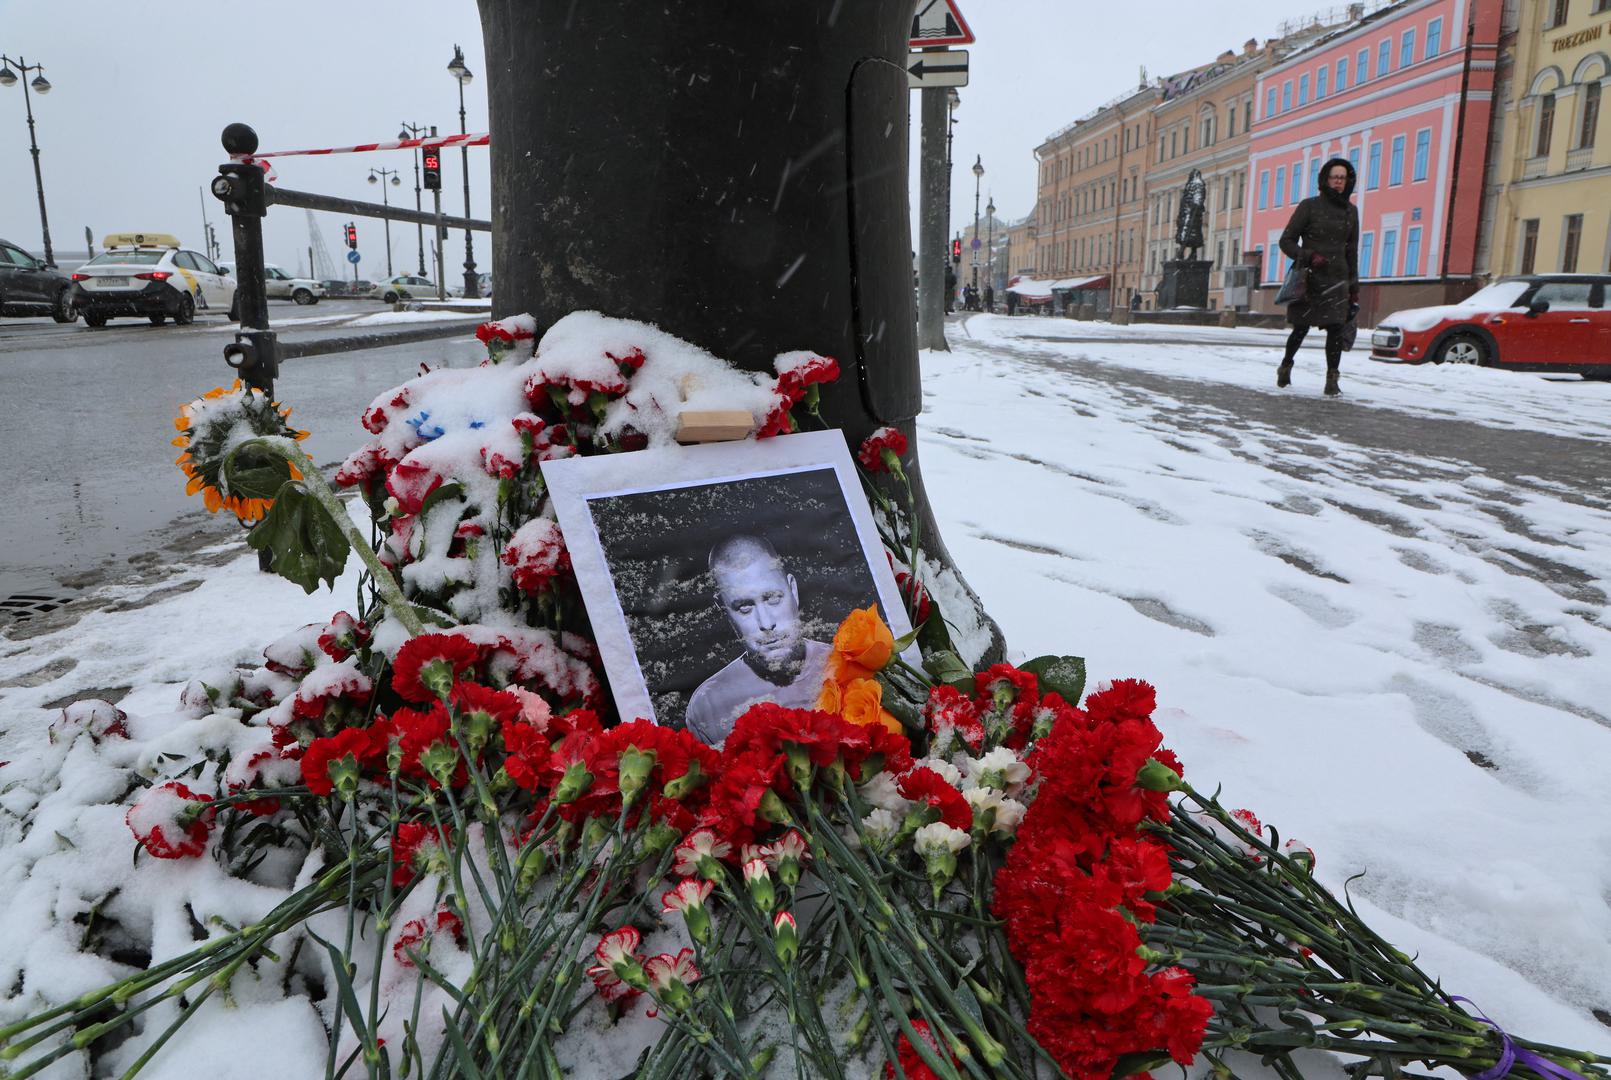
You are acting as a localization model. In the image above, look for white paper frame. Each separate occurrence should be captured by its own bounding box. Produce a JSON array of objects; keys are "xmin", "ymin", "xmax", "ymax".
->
[{"xmin": 540, "ymin": 429, "xmax": 920, "ymax": 728}]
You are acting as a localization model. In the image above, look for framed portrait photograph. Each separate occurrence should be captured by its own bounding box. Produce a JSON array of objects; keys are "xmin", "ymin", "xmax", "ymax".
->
[{"xmin": 541, "ymin": 429, "xmax": 920, "ymax": 747}]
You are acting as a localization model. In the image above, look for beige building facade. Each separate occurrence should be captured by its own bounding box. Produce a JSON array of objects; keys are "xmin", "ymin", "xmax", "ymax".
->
[
  {"xmin": 1483, "ymin": 0, "xmax": 1611, "ymax": 277},
  {"xmin": 1032, "ymin": 83, "xmax": 1159, "ymax": 312}
]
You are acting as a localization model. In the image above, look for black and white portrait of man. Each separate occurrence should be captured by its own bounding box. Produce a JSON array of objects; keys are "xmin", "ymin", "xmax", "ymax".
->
[
  {"xmin": 541, "ymin": 431, "xmax": 918, "ymax": 747},
  {"xmin": 683, "ymin": 533, "xmax": 833, "ymax": 745}
]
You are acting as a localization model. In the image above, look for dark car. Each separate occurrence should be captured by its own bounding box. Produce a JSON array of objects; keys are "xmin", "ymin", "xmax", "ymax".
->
[
  {"xmin": 0, "ymin": 238, "xmax": 78, "ymax": 322},
  {"xmin": 1371, "ymin": 274, "xmax": 1611, "ymax": 379}
]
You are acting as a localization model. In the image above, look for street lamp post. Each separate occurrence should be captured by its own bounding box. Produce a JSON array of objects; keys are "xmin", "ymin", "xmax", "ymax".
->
[
  {"xmin": 971, "ymin": 156, "xmax": 983, "ymax": 299},
  {"xmin": 368, "ymin": 168, "xmax": 402, "ymax": 277},
  {"xmin": 447, "ymin": 45, "xmax": 480, "ymax": 299},
  {"xmin": 400, "ymin": 122, "xmax": 430, "ymax": 275},
  {"xmin": 0, "ymin": 55, "xmax": 56, "ymax": 265},
  {"xmin": 986, "ymin": 195, "xmax": 995, "ymax": 311}
]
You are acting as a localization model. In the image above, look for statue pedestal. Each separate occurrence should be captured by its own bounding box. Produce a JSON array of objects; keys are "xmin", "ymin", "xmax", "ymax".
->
[{"xmin": 1160, "ymin": 260, "xmax": 1213, "ymax": 309}]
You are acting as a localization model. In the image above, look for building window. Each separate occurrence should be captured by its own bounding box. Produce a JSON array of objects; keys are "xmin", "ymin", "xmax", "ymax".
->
[
  {"xmin": 1236, "ymin": 172, "xmax": 1245, "ymax": 208},
  {"xmin": 1202, "ymin": 116, "xmax": 1214, "ymax": 146},
  {"xmin": 1404, "ymin": 225, "xmax": 1423, "ymax": 276},
  {"xmin": 1413, "ymin": 129, "xmax": 1431, "ymax": 180},
  {"xmin": 1338, "ymin": 55, "xmax": 1351, "ymax": 91},
  {"xmin": 1308, "ymin": 156, "xmax": 1321, "ymax": 194},
  {"xmin": 1549, "ymin": 0, "xmax": 1570, "ymax": 28},
  {"xmin": 1579, "ymin": 81, "xmax": 1601, "ymax": 148},
  {"xmin": 1282, "ymin": 80, "xmax": 1294, "ymax": 111},
  {"xmin": 1377, "ymin": 38, "xmax": 1392, "ymax": 78},
  {"xmin": 1400, "ymin": 28, "xmax": 1416, "ymax": 69},
  {"xmin": 1562, "ymin": 213, "xmax": 1583, "ymax": 271},
  {"xmin": 1318, "ymin": 65, "xmax": 1330, "ymax": 99},
  {"xmin": 1360, "ymin": 232, "xmax": 1375, "ymax": 278},
  {"xmin": 1259, "ymin": 170, "xmax": 1270, "ymax": 209},
  {"xmin": 1357, "ymin": 48, "xmax": 1370, "ymax": 83},
  {"xmin": 1266, "ymin": 86, "xmax": 1279, "ymax": 118},
  {"xmin": 1274, "ymin": 166, "xmax": 1286, "ymax": 207},
  {"xmin": 1348, "ymin": 146, "xmax": 1362, "ymax": 174},
  {"xmin": 1390, "ymin": 134, "xmax": 1406, "ymax": 185},
  {"xmin": 1380, "ymin": 228, "xmax": 1399, "ymax": 276},
  {"xmin": 1299, "ymin": 73, "xmax": 1311, "ymax": 105},
  {"xmin": 1245, "ymin": 99, "xmax": 1253, "ymax": 132},
  {"xmin": 1222, "ymin": 175, "xmax": 1232, "ymax": 208},
  {"xmin": 1171, "ymin": 130, "xmax": 1178, "ymax": 157},
  {"xmin": 1426, "ymin": 17, "xmax": 1443, "ymax": 58},
  {"xmin": 1290, "ymin": 162, "xmax": 1303, "ymax": 203},
  {"xmin": 1520, "ymin": 219, "xmax": 1539, "ymax": 273},
  {"xmin": 1367, "ymin": 141, "xmax": 1383, "ymax": 189},
  {"xmin": 1536, "ymin": 93, "xmax": 1556, "ymax": 156}
]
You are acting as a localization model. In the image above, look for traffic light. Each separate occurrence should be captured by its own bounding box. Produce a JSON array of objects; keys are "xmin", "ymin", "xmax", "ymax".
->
[
  {"xmin": 951, "ymin": 237, "xmax": 962, "ymax": 263},
  {"xmin": 422, "ymin": 149, "xmax": 441, "ymax": 191},
  {"xmin": 345, "ymin": 223, "xmax": 358, "ymax": 250}
]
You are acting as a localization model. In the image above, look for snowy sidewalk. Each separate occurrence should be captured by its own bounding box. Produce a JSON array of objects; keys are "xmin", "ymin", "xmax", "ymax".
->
[{"xmin": 1, "ymin": 316, "xmax": 1608, "ymax": 1061}]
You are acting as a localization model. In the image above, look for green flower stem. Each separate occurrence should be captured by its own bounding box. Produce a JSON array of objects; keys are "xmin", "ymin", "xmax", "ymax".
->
[
  {"xmin": 253, "ymin": 437, "xmax": 424, "ymax": 637},
  {"xmin": 111, "ymin": 980, "xmax": 220, "ymax": 1080}
]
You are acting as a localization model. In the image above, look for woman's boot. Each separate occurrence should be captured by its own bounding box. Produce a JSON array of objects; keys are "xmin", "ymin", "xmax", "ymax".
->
[
  {"xmin": 1277, "ymin": 362, "xmax": 1293, "ymax": 388},
  {"xmin": 1323, "ymin": 368, "xmax": 1341, "ymax": 396}
]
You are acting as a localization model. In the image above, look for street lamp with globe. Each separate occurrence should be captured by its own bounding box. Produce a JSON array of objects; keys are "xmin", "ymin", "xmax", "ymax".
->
[
  {"xmin": 0, "ymin": 54, "xmax": 56, "ymax": 265},
  {"xmin": 971, "ymin": 156, "xmax": 984, "ymax": 299},
  {"xmin": 447, "ymin": 45, "xmax": 480, "ymax": 299},
  {"xmin": 986, "ymin": 195, "xmax": 996, "ymax": 310},
  {"xmin": 368, "ymin": 168, "xmax": 402, "ymax": 278}
]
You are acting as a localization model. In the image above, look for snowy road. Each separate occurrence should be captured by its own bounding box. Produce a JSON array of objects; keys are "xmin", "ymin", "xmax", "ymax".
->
[{"xmin": 922, "ymin": 314, "xmax": 1611, "ymax": 1047}]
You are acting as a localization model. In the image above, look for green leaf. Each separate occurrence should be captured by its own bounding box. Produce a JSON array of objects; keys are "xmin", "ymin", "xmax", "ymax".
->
[
  {"xmin": 1021, "ymin": 654, "xmax": 1087, "ymax": 705},
  {"xmin": 247, "ymin": 481, "xmax": 351, "ymax": 594},
  {"xmin": 441, "ymin": 1008, "xmax": 488, "ymax": 1080},
  {"xmin": 220, "ymin": 439, "xmax": 298, "ymax": 502},
  {"xmin": 1110, "ymin": 1050, "xmax": 1172, "ymax": 1078},
  {"xmin": 922, "ymin": 649, "xmax": 972, "ymax": 686},
  {"xmin": 417, "ymin": 480, "xmax": 465, "ymax": 521}
]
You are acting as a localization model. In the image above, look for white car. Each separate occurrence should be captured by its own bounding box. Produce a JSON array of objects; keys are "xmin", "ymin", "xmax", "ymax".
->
[
  {"xmin": 219, "ymin": 262, "xmax": 326, "ymax": 305},
  {"xmin": 370, "ymin": 274, "xmax": 437, "ymax": 303},
  {"xmin": 72, "ymin": 233, "xmax": 236, "ymax": 327}
]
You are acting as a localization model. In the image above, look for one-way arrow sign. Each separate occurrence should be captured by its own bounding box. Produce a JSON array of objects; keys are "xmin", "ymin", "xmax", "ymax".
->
[{"xmin": 908, "ymin": 49, "xmax": 969, "ymax": 89}]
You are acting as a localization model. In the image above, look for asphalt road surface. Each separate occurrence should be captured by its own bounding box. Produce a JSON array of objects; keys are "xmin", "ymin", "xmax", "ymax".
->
[{"xmin": 0, "ymin": 299, "xmax": 486, "ymax": 608}]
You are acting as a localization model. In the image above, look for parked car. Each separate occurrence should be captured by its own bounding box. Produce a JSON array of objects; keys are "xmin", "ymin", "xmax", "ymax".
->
[
  {"xmin": 371, "ymin": 274, "xmax": 437, "ymax": 303},
  {"xmin": 320, "ymin": 279, "xmax": 353, "ymax": 297},
  {"xmin": 0, "ymin": 238, "xmax": 79, "ymax": 322},
  {"xmin": 219, "ymin": 262, "xmax": 326, "ymax": 304},
  {"xmin": 449, "ymin": 272, "xmax": 493, "ymax": 299},
  {"xmin": 1371, "ymin": 275, "xmax": 1611, "ymax": 378},
  {"xmin": 72, "ymin": 233, "xmax": 236, "ymax": 327}
]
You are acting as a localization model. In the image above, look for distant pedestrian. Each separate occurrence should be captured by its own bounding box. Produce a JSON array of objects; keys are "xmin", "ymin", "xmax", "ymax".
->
[
  {"xmin": 1006, "ymin": 290, "xmax": 1018, "ymax": 316},
  {"xmin": 984, "ymin": 285, "xmax": 994, "ymax": 313},
  {"xmin": 1129, "ymin": 292, "xmax": 1141, "ymax": 313},
  {"xmin": 944, "ymin": 265, "xmax": 957, "ymax": 314},
  {"xmin": 1276, "ymin": 157, "xmax": 1359, "ymax": 397}
]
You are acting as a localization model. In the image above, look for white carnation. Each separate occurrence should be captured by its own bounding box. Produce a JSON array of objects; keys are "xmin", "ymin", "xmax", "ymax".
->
[
  {"xmin": 913, "ymin": 757, "xmax": 963, "ymax": 788},
  {"xmin": 913, "ymin": 822, "xmax": 970, "ymax": 857},
  {"xmin": 964, "ymin": 747, "xmax": 1031, "ymax": 793},
  {"xmin": 964, "ymin": 789, "xmax": 1027, "ymax": 835},
  {"xmin": 860, "ymin": 772, "xmax": 913, "ymax": 813},
  {"xmin": 859, "ymin": 808, "xmax": 901, "ymax": 845}
]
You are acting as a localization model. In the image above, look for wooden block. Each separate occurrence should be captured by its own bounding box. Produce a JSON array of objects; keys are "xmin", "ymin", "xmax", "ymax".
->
[{"xmin": 676, "ymin": 410, "xmax": 755, "ymax": 444}]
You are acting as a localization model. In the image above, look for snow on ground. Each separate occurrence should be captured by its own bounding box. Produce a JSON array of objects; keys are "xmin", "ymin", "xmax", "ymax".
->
[
  {"xmin": 977, "ymin": 314, "xmax": 1611, "ymax": 441},
  {"xmin": 1, "ymin": 315, "xmax": 1607, "ymax": 1071}
]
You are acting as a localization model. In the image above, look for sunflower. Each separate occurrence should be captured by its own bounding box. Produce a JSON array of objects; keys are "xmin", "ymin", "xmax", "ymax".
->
[{"xmin": 173, "ymin": 381, "xmax": 309, "ymax": 523}]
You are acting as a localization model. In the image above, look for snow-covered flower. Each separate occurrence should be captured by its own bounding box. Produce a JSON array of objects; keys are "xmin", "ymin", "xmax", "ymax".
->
[
  {"xmin": 126, "ymin": 781, "xmax": 215, "ymax": 859},
  {"xmin": 1283, "ymin": 838, "xmax": 1316, "ymax": 872},
  {"xmin": 50, "ymin": 699, "xmax": 129, "ymax": 746}
]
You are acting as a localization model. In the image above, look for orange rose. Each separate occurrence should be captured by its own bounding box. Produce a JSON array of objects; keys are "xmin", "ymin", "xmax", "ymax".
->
[
  {"xmin": 816, "ymin": 677, "xmax": 843, "ymax": 714},
  {"xmin": 833, "ymin": 605, "xmax": 894, "ymax": 673},
  {"xmin": 841, "ymin": 678, "xmax": 901, "ymax": 735}
]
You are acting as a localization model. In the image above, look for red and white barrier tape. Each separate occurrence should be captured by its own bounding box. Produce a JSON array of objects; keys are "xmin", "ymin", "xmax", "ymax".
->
[{"xmin": 229, "ymin": 132, "xmax": 491, "ymax": 181}]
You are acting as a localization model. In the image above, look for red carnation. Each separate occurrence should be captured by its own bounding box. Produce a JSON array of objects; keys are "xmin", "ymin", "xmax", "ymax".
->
[
  {"xmin": 884, "ymin": 1020, "xmax": 956, "ymax": 1080},
  {"xmin": 390, "ymin": 821, "xmax": 449, "ymax": 886},
  {"xmin": 126, "ymin": 781, "xmax": 215, "ymax": 859},
  {"xmin": 897, "ymin": 767, "xmax": 973, "ymax": 831},
  {"xmin": 301, "ymin": 724, "xmax": 387, "ymax": 797},
  {"xmin": 856, "ymin": 426, "xmax": 908, "ymax": 473},
  {"xmin": 392, "ymin": 633, "xmax": 482, "ymax": 702},
  {"xmin": 385, "ymin": 456, "xmax": 446, "ymax": 516}
]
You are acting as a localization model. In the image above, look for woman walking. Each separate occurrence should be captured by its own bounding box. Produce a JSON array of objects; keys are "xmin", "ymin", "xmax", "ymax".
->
[{"xmin": 1276, "ymin": 157, "xmax": 1359, "ymax": 396}]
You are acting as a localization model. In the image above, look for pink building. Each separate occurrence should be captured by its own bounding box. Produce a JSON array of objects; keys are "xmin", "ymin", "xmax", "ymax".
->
[{"xmin": 1243, "ymin": 0, "xmax": 1503, "ymax": 324}]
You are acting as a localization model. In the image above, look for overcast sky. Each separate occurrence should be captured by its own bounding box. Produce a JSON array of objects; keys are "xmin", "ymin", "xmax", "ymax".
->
[{"xmin": 1, "ymin": 0, "xmax": 1312, "ymax": 275}]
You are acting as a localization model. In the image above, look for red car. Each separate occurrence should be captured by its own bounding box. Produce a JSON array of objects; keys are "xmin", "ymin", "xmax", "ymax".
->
[{"xmin": 1371, "ymin": 274, "xmax": 1611, "ymax": 379}]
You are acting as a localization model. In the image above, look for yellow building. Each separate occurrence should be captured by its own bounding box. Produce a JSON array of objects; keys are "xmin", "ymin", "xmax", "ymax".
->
[{"xmin": 1485, "ymin": 0, "xmax": 1611, "ymax": 276}]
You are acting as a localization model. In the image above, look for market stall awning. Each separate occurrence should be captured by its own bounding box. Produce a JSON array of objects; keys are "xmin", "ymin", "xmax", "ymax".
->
[
  {"xmin": 1050, "ymin": 275, "xmax": 1110, "ymax": 291},
  {"xmin": 1007, "ymin": 278, "xmax": 1054, "ymax": 300}
]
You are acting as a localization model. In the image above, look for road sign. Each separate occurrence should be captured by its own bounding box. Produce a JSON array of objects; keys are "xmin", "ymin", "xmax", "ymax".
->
[
  {"xmin": 971, "ymin": 237, "xmax": 981, "ymax": 250},
  {"xmin": 910, "ymin": 0, "xmax": 974, "ymax": 47},
  {"xmin": 347, "ymin": 250, "xmax": 361, "ymax": 264},
  {"xmin": 907, "ymin": 50, "xmax": 969, "ymax": 89}
]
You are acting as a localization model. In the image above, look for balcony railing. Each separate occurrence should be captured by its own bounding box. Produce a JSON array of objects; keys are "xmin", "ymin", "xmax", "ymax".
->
[
  {"xmin": 1566, "ymin": 146, "xmax": 1595, "ymax": 171},
  {"xmin": 1522, "ymin": 155, "xmax": 1550, "ymax": 179}
]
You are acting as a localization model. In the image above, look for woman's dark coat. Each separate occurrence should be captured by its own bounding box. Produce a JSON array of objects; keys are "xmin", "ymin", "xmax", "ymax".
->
[{"xmin": 1278, "ymin": 157, "xmax": 1359, "ymax": 328}]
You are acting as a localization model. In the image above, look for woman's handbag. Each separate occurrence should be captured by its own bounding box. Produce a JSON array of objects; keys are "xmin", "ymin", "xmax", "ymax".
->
[{"xmin": 1274, "ymin": 260, "xmax": 1307, "ymax": 305}]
